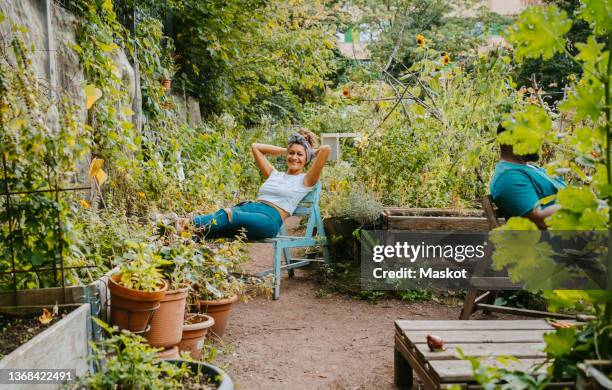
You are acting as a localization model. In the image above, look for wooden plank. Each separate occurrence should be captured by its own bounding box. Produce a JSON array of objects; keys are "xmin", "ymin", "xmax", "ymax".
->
[
  {"xmin": 320, "ymin": 132, "xmax": 359, "ymax": 138},
  {"xmin": 415, "ymin": 342, "xmax": 546, "ymax": 361},
  {"xmin": 481, "ymin": 195, "xmax": 502, "ymax": 229},
  {"xmin": 395, "ymin": 333, "xmax": 439, "ymax": 390},
  {"xmin": 382, "ymin": 208, "xmax": 484, "ymax": 217},
  {"xmin": 386, "ymin": 216, "xmax": 490, "ymax": 231},
  {"xmin": 474, "ymin": 291, "xmax": 491, "ymax": 304},
  {"xmin": 0, "ymin": 304, "xmax": 82, "ymax": 316},
  {"xmin": 402, "ymin": 329, "xmax": 552, "ymax": 344},
  {"xmin": 475, "ymin": 304, "xmax": 577, "ymax": 320},
  {"xmin": 394, "ymin": 346, "xmax": 414, "ymax": 388},
  {"xmin": 395, "ymin": 319, "xmax": 554, "ymax": 331},
  {"xmin": 469, "ymin": 276, "xmax": 524, "ymax": 290},
  {"xmin": 430, "ymin": 358, "xmax": 548, "ymax": 382},
  {"xmin": 0, "ymin": 285, "xmax": 90, "ymax": 306},
  {"xmin": 460, "ymin": 288, "xmax": 481, "ymax": 320}
]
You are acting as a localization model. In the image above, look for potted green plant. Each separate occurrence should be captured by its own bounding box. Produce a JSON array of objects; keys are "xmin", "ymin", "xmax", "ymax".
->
[
  {"xmin": 108, "ymin": 242, "xmax": 168, "ymax": 333},
  {"xmin": 323, "ymin": 182, "xmax": 382, "ymax": 264},
  {"xmin": 144, "ymin": 240, "xmax": 195, "ymax": 349},
  {"xmin": 152, "ymin": 221, "xmax": 217, "ymax": 357},
  {"xmin": 178, "ymin": 312, "xmax": 215, "ymax": 359},
  {"xmin": 161, "ymin": 77, "xmax": 172, "ymax": 92},
  {"xmin": 160, "ymin": 60, "xmax": 176, "ymax": 94},
  {"xmin": 192, "ymin": 237, "xmax": 249, "ymax": 338},
  {"xmin": 71, "ymin": 318, "xmax": 233, "ymax": 389}
]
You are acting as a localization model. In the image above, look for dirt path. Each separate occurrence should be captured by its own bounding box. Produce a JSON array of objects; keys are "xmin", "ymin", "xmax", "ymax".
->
[{"xmin": 216, "ymin": 219, "xmax": 501, "ymax": 390}]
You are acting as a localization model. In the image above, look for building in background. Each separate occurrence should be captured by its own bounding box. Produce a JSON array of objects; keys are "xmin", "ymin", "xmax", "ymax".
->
[
  {"xmin": 486, "ymin": 0, "xmax": 542, "ymax": 15},
  {"xmin": 337, "ymin": 26, "xmax": 371, "ymax": 61},
  {"xmin": 336, "ymin": 0, "xmax": 543, "ymax": 60}
]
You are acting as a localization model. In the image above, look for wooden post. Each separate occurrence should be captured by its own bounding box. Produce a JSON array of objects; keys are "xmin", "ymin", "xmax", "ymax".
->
[
  {"xmin": 394, "ymin": 346, "xmax": 413, "ymax": 388},
  {"xmin": 127, "ymin": 7, "xmax": 142, "ymax": 134}
]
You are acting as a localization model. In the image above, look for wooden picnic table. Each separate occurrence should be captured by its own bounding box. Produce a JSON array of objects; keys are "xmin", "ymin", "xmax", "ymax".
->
[{"xmin": 394, "ymin": 320, "xmax": 574, "ymax": 389}]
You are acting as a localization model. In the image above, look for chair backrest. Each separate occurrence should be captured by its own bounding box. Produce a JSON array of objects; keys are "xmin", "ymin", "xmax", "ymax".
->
[
  {"xmin": 481, "ymin": 194, "xmax": 504, "ymax": 229},
  {"xmin": 291, "ymin": 182, "xmax": 324, "ymax": 238},
  {"xmin": 293, "ymin": 181, "xmax": 322, "ymax": 216}
]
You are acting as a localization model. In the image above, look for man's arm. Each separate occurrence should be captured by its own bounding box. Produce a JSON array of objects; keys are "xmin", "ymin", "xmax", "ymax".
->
[{"xmin": 523, "ymin": 204, "xmax": 561, "ymax": 230}]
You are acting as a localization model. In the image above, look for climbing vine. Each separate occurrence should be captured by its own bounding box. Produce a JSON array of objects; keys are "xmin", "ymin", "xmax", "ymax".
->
[{"xmin": 0, "ymin": 16, "xmax": 90, "ymax": 289}]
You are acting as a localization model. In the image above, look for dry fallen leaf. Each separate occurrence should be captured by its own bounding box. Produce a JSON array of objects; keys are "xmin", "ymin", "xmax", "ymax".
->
[
  {"xmin": 84, "ymin": 84, "xmax": 102, "ymax": 109},
  {"xmin": 88, "ymin": 158, "xmax": 108, "ymax": 186},
  {"xmin": 94, "ymin": 169, "xmax": 108, "ymax": 186},
  {"xmin": 38, "ymin": 308, "xmax": 54, "ymax": 325},
  {"xmin": 547, "ymin": 319, "xmax": 576, "ymax": 329}
]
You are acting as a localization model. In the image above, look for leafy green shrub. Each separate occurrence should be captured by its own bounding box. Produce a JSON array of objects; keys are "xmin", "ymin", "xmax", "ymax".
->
[
  {"xmin": 327, "ymin": 182, "xmax": 382, "ymax": 225},
  {"xmin": 114, "ymin": 242, "xmax": 169, "ymax": 292},
  {"xmin": 76, "ymin": 210, "xmax": 154, "ymax": 280},
  {"xmin": 0, "ymin": 18, "xmax": 89, "ymax": 291},
  {"xmin": 70, "ymin": 318, "xmax": 196, "ymax": 389},
  {"xmin": 192, "ymin": 235, "xmax": 251, "ymax": 301},
  {"xmin": 169, "ymin": 0, "xmax": 342, "ymax": 121},
  {"xmin": 457, "ymin": 347, "xmax": 552, "ymax": 390}
]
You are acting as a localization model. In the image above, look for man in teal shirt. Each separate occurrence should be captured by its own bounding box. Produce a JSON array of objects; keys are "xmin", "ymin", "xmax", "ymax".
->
[{"xmin": 490, "ymin": 124, "xmax": 566, "ymax": 229}]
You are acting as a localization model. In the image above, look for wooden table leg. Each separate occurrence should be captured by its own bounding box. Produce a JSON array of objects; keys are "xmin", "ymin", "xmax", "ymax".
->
[
  {"xmin": 394, "ymin": 347, "xmax": 413, "ymax": 389},
  {"xmin": 460, "ymin": 287, "xmax": 478, "ymax": 320}
]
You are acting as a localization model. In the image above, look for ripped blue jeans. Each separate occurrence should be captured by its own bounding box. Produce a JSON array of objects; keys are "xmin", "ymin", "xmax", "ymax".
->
[{"xmin": 192, "ymin": 201, "xmax": 283, "ymax": 240}]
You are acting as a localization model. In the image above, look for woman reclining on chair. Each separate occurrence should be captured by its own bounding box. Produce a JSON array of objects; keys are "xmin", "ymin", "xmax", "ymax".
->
[{"xmin": 177, "ymin": 129, "xmax": 330, "ymax": 240}]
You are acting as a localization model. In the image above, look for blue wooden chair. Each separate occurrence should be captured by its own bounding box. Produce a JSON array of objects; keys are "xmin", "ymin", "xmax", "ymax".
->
[{"xmin": 255, "ymin": 182, "xmax": 330, "ymax": 299}]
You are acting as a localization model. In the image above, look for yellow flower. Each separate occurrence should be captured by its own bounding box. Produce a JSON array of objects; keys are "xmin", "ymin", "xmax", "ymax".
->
[
  {"xmin": 80, "ymin": 199, "xmax": 91, "ymax": 209},
  {"xmin": 441, "ymin": 52, "xmax": 450, "ymax": 65},
  {"xmin": 342, "ymin": 87, "xmax": 350, "ymax": 98},
  {"xmin": 416, "ymin": 34, "xmax": 426, "ymax": 48},
  {"xmin": 568, "ymin": 73, "xmax": 576, "ymax": 82},
  {"xmin": 137, "ymin": 191, "xmax": 146, "ymax": 198}
]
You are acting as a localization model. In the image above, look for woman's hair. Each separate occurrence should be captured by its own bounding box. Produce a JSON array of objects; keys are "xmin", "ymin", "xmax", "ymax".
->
[{"xmin": 295, "ymin": 128, "xmax": 319, "ymax": 149}]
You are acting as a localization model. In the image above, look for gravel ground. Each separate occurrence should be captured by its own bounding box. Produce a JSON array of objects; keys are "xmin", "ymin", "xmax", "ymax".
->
[{"xmin": 214, "ymin": 218, "xmax": 509, "ymax": 390}]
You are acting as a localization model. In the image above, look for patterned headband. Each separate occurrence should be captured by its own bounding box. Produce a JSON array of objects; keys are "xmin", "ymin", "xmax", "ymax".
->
[{"xmin": 288, "ymin": 132, "xmax": 314, "ymax": 163}]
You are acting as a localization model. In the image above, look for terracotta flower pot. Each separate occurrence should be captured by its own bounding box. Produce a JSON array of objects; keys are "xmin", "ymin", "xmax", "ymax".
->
[
  {"xmin": 178, "ymin": 313, "xmax": 215, "ymax": 359},
  {"xmin": 196, "ymin": 294, "xmax": 238, "ymax": 338},
  {"xmin": 108, "ymin": 273, "xmax": 167, "ymax": 334},
  {"xmin": 155, "ymin": 346, "xmax": 179, "ymax": 360},
  {"xmin": 161, "ymin": 78, "xmax": 172, "ymax": 92},
  {"xmin": 145, "ymin": 287, "xmax": 188, "ymax": 348}
]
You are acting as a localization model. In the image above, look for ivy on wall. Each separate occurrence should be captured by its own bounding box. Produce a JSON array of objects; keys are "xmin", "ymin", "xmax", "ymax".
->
[{"xmin": 0, "ymin": 21, "xmax": 90, "ymax": 289}]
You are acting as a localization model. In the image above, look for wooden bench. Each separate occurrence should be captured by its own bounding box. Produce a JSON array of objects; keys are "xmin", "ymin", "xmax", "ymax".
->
[
  {"xmin": 460, "ymin": 195, "xmax": 575, "ymax": 320},
  {"xmin": 394, "ymin": 320, "xmax": 574, "ymax": 389}
]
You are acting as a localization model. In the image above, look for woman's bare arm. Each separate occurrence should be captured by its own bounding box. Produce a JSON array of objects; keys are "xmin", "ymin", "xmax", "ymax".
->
[
  {"xmin": 303, "ymin": 145, "xmax": 331, "ymax": 187},
  {"xmin": 251, "ymin": 143, "xmax": 286, "ymax": 178}
]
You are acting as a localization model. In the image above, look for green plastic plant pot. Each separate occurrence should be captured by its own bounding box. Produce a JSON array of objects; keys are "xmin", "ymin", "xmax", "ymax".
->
[{"xmin": 165, "ymin": 359, "xmax": 234, "ymax": 390}]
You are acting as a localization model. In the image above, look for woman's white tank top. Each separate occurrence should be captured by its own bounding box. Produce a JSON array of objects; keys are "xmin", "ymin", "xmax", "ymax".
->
[{"xmin": 256, "ymin": 170, "xmax": 314, "ymax": 215}]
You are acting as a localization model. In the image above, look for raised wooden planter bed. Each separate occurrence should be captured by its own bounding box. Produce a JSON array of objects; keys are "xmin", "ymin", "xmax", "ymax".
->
[
  {"xmin": 382, "ymin": 208, "xmax": 493, "ymax": 231},
  {"xmin": 0, "ymin": 304, "xmax": 90, "ymax": 390},
  {"xmin": 0, "ymin": 281, "xmax": 104, "ymax": 341}
]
